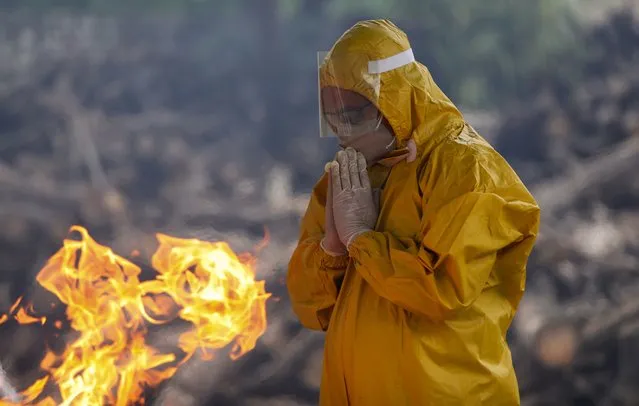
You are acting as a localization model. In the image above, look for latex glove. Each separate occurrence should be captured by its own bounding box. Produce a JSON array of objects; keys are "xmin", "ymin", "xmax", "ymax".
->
[
  {"xmin": 320, "ymin": 162, "xmax": 348, "ymax": 256},
  {"xmin": 330, "ymin": 148, "xmax": 378, "ymax": 248}
]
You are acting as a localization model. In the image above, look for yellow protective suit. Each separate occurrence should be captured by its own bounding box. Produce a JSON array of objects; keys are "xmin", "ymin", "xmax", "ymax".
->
[{"xmin": 287, "ymin": 19, "xmax": 540, "ymax": 405}]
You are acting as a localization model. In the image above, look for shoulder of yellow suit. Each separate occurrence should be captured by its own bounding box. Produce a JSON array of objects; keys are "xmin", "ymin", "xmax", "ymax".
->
[{"xmin": 319, "ymin": 19, "xmax": 466, "ymax": 152}]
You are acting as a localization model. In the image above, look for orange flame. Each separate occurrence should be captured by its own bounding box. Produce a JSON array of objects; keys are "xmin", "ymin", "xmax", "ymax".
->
[{"xmin": 0, "ymin": 226, "xmax": 270, "ymax": 405}]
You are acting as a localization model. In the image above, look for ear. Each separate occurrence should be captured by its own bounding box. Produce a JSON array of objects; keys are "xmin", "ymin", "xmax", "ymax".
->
[{"xmin": 381, "ymin": 117, "xmax": 395, "ymax": 135}]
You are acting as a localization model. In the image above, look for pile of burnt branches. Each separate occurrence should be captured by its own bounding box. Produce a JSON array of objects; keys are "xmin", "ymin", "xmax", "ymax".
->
[{"xmin": 496, "ymin": 9, "xmax": 639, "ymax": 406}]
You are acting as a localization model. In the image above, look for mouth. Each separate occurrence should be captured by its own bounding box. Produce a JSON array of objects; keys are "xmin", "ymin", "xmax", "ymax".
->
[{"xmin": 337, "ymin": 133, "xmax": 367, "ymax": 148}]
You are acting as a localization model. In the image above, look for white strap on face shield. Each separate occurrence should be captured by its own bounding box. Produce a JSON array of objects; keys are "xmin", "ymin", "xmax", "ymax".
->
[{"xmin": 367, "ymin": 48, "xmax": 415, "ymax": 74}]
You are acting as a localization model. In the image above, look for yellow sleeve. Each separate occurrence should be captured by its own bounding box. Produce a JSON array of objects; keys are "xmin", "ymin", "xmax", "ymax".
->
[
  {"xmin": 287, "ymin": 173, "xmax": 349, "ymax": 331},
  {"xmin": 348, "ymin": 142, "xmax": 541, "ymax": 321}
]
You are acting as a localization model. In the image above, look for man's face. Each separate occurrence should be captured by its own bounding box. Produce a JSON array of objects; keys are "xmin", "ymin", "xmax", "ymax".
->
[{"xmin": 321, "ymin": 87, "xmax": 395, "ymax": 163}]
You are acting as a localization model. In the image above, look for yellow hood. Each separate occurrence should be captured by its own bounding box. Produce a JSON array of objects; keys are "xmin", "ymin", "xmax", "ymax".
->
[{"xmin": 319, "ymin": 19, "xmax": 465, "ymax": 152}]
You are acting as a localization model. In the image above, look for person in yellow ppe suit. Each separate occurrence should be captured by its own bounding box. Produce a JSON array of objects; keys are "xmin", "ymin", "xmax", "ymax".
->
[{"xmin": 287, "ymin": 19, "xmax": 540, "ymax": 405}]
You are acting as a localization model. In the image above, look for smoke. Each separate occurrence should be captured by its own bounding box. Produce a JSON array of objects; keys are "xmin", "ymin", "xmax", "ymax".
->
[{"xmin": 0, "ymin": 362, "xmax": 20, "ymax": 403}]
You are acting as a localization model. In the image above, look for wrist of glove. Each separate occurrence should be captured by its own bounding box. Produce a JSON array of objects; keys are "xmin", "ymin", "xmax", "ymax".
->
[{"xmin": 320, "ymin": 236, "xmax": 348, "ymax": 257}]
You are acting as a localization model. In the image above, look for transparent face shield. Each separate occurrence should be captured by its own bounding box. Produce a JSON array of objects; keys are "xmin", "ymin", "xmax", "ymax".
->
[{"xmin": 317, "ymin": 51, "xmax": 383, "ymax": 141}]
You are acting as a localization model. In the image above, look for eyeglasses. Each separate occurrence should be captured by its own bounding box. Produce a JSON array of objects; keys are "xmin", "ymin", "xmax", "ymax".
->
[{"xmin": 323, "ymin": 102, "xmax": 379, "ymax": 127}]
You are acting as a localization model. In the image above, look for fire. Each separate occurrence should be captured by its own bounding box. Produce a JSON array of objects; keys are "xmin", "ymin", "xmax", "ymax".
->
[{"xmin": 0, "ymin": 226, "xmax": 270, "ymax": 405}]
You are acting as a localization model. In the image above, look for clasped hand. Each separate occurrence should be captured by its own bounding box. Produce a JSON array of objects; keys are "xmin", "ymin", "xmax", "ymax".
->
[{"xmin": 327, "ymin": 148, "xmax": 378, "ymax": 248}]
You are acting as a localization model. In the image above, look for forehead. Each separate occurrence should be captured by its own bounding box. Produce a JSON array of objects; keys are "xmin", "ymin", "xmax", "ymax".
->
[{"xmin": 321, "ymin": 87, "xmax": 371, "ymax": 112}]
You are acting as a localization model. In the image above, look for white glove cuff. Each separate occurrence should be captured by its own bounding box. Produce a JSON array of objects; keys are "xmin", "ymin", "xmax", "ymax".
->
[{"xmin": 320, "ymin": 238, "xmax": 348, "ymax": 257}]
